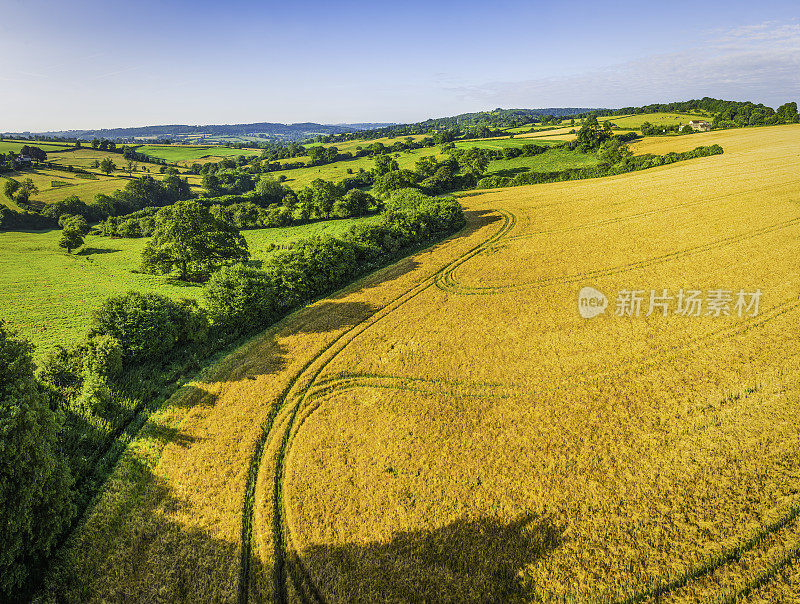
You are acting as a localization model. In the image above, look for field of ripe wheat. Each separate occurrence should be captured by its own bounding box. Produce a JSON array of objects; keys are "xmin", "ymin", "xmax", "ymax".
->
[{"xmin": 44, "ymin": 124, "xmax": 800, "ymax": 602}]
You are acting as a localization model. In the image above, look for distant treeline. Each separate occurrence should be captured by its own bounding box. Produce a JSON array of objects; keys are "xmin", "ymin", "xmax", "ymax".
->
[
  {"xmin": 1, "ymin": 188, "xmax": 464, "ymax": 600},
  {"xmin": 572, "ymin": 97, "xmax": 800, "ymax": 129},
  {"xmin": 7, "ymin": 121, "xmax": 393, "ymax": 144},
  {"xmin": 323, "ymin": 107, "xmax": 601, "ymax": 143}
]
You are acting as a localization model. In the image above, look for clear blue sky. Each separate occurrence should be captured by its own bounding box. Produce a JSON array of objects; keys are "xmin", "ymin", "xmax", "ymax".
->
[{"xmin": 2, "ymin": 0, "xmax": 799, "ymax": 130}]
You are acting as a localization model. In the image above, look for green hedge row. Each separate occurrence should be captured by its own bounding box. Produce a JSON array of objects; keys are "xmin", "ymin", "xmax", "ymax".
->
[{"xmin": 477, "ymin": 144, "xmax": 723, "ymax": 189}]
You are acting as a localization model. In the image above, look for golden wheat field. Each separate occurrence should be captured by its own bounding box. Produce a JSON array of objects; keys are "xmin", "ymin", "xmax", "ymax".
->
[{"xmin": 43, "ymin": 124, "xmax": 800, "ymax": 603}]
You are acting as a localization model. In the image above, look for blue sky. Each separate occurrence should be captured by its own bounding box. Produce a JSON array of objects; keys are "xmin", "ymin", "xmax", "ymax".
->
[{"xmin": 1, "ymin": 0, "xmax": 799, "ymax": 130}]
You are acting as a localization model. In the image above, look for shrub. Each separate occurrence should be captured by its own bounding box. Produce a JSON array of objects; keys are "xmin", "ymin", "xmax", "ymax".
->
[
  {"xmin": 89, "ymin": 292, "xmax": 208, "ymax": 363},
  {"xmin": 204, "ymin": 264, "xmax": 278, "ymax": 328}
]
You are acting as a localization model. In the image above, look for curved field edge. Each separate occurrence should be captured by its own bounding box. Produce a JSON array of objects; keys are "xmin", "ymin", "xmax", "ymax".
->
[
  {"xmin": 243, "ymin": 209, "xmax": 512, "ymax": 602},
  {"xmin": 255, "ymin": 128, "xmax": 800, "ymax": 602},
  {"xmin": 32, "ymin": 213, "xmax": 479, "ymax": 602},
  {"xmin": 32, "ymin": 326, "xmax": 276, "ymax": 602}
]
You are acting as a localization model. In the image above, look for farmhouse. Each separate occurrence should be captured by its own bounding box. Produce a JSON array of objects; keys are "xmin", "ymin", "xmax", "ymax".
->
[{"xmin": 686, "ymin": 120, "xmax": 710, "ymax": 132}]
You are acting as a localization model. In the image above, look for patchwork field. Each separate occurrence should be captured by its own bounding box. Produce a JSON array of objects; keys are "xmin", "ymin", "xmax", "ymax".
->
[
  {"xmin": 1, "ymin": 166, "xmax": 135, "ymax": 204},
  {"xmin": 38, "ymin": 124, "xmax": 800, "ymax": 602},
  {"xmin": 312, "ymin": 134, "xmax": 430, "ymax": 154},
  {"xmin": 0, "ymin": 139, "xmax": 73, "ymax": 153},
  {"xmin": 277, "ymin": 147, "xmax": 448, "ymax": 191},
  {"xmin": 486, "ymin": 147, "xmax": 600, "ymax": 176},
  {"xmin": 600, "ymin": 112, "xmax": 711, "ymax": 129},
  {"xmin": 46, "ymin": 148, "xmax": 167, "ymax": 173},
  {"xmin": 137, "ymin": 144, "xmax": 260, "ymax": 162},
  {"xmin": 453, "ymin": 137, "xmax": 559, "ymax": 150},
  {"xmin": 0, "ymin": 217, "xmax": 376, "ymax": 355}
]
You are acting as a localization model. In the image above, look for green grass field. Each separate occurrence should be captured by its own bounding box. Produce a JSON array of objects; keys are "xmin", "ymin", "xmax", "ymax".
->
[
  {"xmin": 453, "ymin": 137, "xmax": 559, "ymax": 151},
  {"xmin": 137, "ymin": 144, "xmax": 259, "ymax": 162},
  {"xmin": 278, "ymin": 147, "xmax": 446, "ymax": 190},
  {"xmin": 486, "ymin": 147, "xmax": 600, "ymax": 175},
  {"xmin": 47, "ymin": 148, "xmax": 166, "ymax": 173},
  {"xmin": 3, "ymin": 167, "xmax": 135, "ymax": 204},
  {"xmin": 0, "ymin": 216, "xmax": 379, "ymax": 355},
  {"xmin": 311, "ymin": 134, "xmax": 430, "ymax": 155},
  {"xmin": 0, "ymin": 140, "xmax": 73, "ymax": 153},
  {"xmin": 599, "ymin": 112, "xmax": 711, "ymax": 129}
]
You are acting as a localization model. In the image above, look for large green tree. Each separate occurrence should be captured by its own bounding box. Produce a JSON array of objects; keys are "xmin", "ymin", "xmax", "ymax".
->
[
  {"xmin": 58, "ymin": 215, "xmax": 89, "ymax": 253},
  {"xmin": 575, "ymin": 113, "xmax": 610, "ymax": 150},
  {"xmin": 99, "ymin": 157, "xmax": 116, "ymax": 176},
  {"xmin": 141, "ymin": 199, "xmax": 249, "ymax": 281},
  {"xmin": 0, "ymin": 322, "xmax": 75, "ymax": 597}
]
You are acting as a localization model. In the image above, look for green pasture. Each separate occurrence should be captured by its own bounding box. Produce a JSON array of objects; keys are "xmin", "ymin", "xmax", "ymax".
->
[
  {"xmin": 0, "ymin": 140, "xmax": 73, "ymax": 153},
  {"xmin": 137, "ymin": 145, "xmax": 259, "ymax": 162},
  {"xmin": 0, "ymin": 216, "xmax": 378, "ymax": 354},
  {"xmin": 599, "ymin": 112, "xmax": 710, "ymax": 129},
  {"xmin": 486, "ymin": 147, "xmax": 600, "ymax": 176}
]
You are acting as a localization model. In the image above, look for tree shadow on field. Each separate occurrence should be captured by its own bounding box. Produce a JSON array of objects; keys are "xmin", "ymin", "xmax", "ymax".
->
[
  {"xmin": 76, "ymin": 247, "xmax": 121, "ymax": 255},
  {"xmin": 289, "ymin": 300, "xmax": 381, "ymax": 335},
  {"xmin": 38, "ymin": 426, "xmax": 563, "ymax": 604},
  {"xmin": 489, "ymin": 167, "xmax": 529, "ymax": 178},
  {"xmin": 37, "ymin": 456, "xmax": 264, "ymax": 604},
  {"xmin": 285, "ymin": 512, "xmax": 566, "ymax": 603}
]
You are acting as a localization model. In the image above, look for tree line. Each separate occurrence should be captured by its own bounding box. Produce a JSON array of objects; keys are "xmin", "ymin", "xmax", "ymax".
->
[{"xmin": 100, "ymin": 175, "xmax": 378, "ymax": 237}]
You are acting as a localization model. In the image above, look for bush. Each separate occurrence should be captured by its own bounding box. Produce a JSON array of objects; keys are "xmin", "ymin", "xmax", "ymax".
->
[
  {"xmin": 204, "ymin": 265, "xmax": 278, "ymax": 328},
  {"xmin": 373, "ymin": 169, "xmax": 419, "ymax": 197},
  {"xmin": 83, "ymin": 334, "xmax": 123, "ymax": 379},
  {"xmin": 89, "ymin": 292, "xmax": 208, "ymax": 363}
]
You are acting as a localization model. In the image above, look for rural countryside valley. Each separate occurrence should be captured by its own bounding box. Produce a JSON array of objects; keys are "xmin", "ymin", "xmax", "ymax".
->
[{"xmin": 1, "ymin": 1, "xmax": 800, "ymax": 602}]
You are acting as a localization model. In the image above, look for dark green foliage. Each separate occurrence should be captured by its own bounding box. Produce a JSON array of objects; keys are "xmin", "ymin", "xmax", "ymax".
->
[
  {"xmin": 0, "ymin": 322, "xmax": 74, "ymax": 597},
  {"xmin": 202, "ymin": 189, "xmax": 464, "ymax": 332},
  {"xmin": 373, "ymin": 169, "xmax": 419, "ymax": 197},
  {"xmin": 99, "ymin": 157, "xmax": 116, "ymax": 175},
  {"xmin": 255, "ymin": 176, "xmax": 292, "ymax": 204},
  {"xmin": 89, "ymin": 292, "xmax": 208, "ymax": 363},
  {"xmin": 210, "ymin": 202, "xmax": 294, "ymax": 230},
  {"xmin": 575, "ymin": 114, "xmax": 611, "ymax": 150},
  {"xmin": 4, "ymin": 177, "xmax": 39, "ymax": 205},
  {"xmin": 333, "ymin": 189, "xmax": 373, "ymax": 218},
  {"xmin": 204, "ymin": 265, "xmax": 278, "ymax": 328},
  {"xmin": 58, "ymin": 215, "xmax": 88, "ymax": 253},
  {"xmin": 0, "ymin": 206, "xmax": 54, "ymax": 231},
  {"xmin": 202, "ymin": 169, "xmax": 255, "ymax": 196},
  {"xmin": 597, "ymin": 139, "xmax": 633, "ymax": 167},
  {"xmin": 374, "ymin": 154, "xmax": 399, "ymax": 176},
  {"xmin": 298, "ymin": 178, "xmax": 341, "ymax": 218},
  {"xmin": 141, "ymin": 199, "xmax": 249, "ymax": 281}
]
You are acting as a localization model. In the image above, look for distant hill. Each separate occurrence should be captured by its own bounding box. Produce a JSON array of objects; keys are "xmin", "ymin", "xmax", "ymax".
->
[
  {"xmin": 4, "ymin": 109, "xmax": 603, "ymax": 145},
  {"xmin": 4, "ymin": 121, "xmax": 396, "ymax": 144}
]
